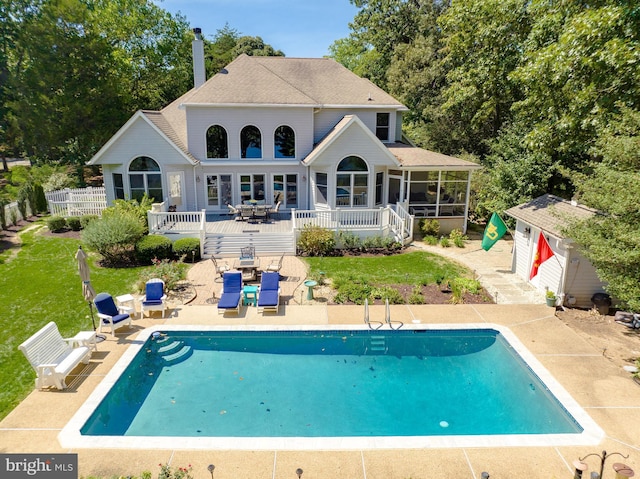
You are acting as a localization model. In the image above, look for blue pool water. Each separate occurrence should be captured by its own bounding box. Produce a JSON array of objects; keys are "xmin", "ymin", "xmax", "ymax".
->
[{"xmin": 81, "ymin": 329, "xmax": 582, "ymax": 438}]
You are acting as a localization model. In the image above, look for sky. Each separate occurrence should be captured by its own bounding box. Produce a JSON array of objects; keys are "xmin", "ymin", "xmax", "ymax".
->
[{"xmin": 154, "ymin": 0, "xmax": 359, "ymax": 58}]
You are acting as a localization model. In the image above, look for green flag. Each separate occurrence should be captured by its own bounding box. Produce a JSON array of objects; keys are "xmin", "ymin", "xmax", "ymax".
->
[{"xmin": 481, "ymin": 212, "xmax": 508, "ymax": 251}]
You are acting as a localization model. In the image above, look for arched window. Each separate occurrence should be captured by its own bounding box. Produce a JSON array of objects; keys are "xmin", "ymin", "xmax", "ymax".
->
[
  {"xmin": 206, "ymin": 125, "xmax": 228, "ymax": 158},
  {"xmin": 241, "ymin": 125, "xmax": 262, "ymax": 158},
  {"xmin": 129, "ymin": 156, "xmax": 162, "ymax": 202},
  {"xmin": 274, "ymin": 125, "xmax": 295, "ymax": 158},
  {"xmin": 336, "ymin": 156, "xmax": 368, "ymax": 207}
]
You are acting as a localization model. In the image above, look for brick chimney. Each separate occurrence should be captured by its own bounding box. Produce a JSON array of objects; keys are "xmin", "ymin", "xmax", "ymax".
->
[{"xmin": 192, "ymin": 28, "xmax": 206, "ymax": 89}]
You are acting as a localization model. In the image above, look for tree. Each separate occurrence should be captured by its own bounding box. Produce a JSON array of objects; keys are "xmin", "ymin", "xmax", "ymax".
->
[
  {"xmin": 438, "ymin": 0, "xmax": 530, "ymax": 156},
  {"xmin": 233, "ymin": 36, "xmax": 284, "ymax": 58},
  {"xmin": 511, "ymin": 1, "xmax": 640, "ymax": 173},
  {"xmin": 565, "ymin": 106, "xmax": 640, "ymax": 311}
]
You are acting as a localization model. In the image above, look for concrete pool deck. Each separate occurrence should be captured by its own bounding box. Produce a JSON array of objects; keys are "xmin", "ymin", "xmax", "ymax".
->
[{"xmin": 2, "ymin": 303, "xmax": 639, "ymax": 478}]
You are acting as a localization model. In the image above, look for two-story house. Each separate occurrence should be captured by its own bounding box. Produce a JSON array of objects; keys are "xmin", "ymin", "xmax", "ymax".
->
[{"xmin": 88, "ymin": 29, "xmax": 480, "ymax": 256}]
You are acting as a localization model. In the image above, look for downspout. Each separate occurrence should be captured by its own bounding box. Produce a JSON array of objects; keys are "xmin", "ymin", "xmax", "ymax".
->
[{"xmin": 193, "ymin": 166, "xmax": 199, "ymax": 210}]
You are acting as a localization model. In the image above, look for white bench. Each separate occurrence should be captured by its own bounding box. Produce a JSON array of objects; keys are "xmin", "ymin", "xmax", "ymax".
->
[{"xmin": 19, "ymin": 321, "xmax": 92, "ymax": 390}]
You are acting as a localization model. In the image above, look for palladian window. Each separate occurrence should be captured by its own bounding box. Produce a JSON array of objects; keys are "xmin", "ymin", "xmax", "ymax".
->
[
  {"xmin": 128, "ymin": 156, "xmax": 162, "ymax": 202},
  {"xmin": 241, "ymin": 125, "xmax": 262, "ymax": 158},
  {"xmin": 206, "ymin": 125, "xmax": 228, "ymax": 158},
  {"xmin": 274, "ymin": 125, "xmax": 295, "ymax": 158},
  {"xmin": 336, "ymin": 156, "xmax": 368, "ymax": 207}
]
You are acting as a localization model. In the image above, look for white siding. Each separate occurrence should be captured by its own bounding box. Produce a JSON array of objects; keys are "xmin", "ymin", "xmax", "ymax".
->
[
  {"xmin": 314, "ymin": 108, "xmax": 398, "ymax": 143},
  {"xmin": 186, "ymin": 107, "xmax": 315, "ymax": 161},
  {"xmin": 562, "ymin": 247, "xmax": 608, "ymax": 308},
  {"xmin": 97, "ymin": 119, "xmax": 195, "ymax": 208},
  {"xmin": 512, "ymin": 220, "xmax": 607, "ymax": 308}
]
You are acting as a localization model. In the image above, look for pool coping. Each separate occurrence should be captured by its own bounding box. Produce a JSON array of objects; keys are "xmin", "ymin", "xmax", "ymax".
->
[{"xmin": 58, "ymin": 323, "xmax": 604, "ymax": 450}]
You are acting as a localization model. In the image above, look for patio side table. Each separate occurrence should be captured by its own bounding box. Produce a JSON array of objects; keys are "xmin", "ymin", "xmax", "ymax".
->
[
  {"xmin": 243, "ymin": 285, "xmax": 258, "ymax": 306},
  {"xmin": 67, "ymin": 331, "xmax": 98, "ymax": 352}
]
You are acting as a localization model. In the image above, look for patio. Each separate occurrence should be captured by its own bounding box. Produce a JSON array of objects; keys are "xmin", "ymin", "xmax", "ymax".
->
[{"xmin": 2, "ymin": 302, "xmax": 639, "ymax": 478}]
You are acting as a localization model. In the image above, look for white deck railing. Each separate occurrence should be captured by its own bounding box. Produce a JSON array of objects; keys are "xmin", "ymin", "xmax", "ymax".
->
[{"xmin": 147, "ymin": 210, "xmax": 205, "ymax": 233}]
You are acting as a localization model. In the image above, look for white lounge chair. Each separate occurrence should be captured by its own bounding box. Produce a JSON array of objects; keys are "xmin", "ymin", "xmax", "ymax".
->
[{"xmin": 18, "ymin": 321, "xmax": 92, "ymax": 390}]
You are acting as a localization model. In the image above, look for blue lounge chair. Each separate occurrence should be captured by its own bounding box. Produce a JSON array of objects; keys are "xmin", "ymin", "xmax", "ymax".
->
[
  {"xmin": 141, "ymin": 278, "xmax": 167, "ymax": 318},
  {"xmin": 218, "ymin": 271, "xmax": 242, "ymax": 314},
  {"xmin": 257, "ymin": 271, "xmax": 281, "ymax": 313},
  {"xmin": 94, "ymin": 293, "xmax": 132, "ymax": 336}
]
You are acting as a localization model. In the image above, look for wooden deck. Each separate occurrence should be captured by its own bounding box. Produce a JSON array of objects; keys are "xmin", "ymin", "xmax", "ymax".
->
[{"xmin": 205, "ymin": 216, "xmax": 293, "ymax": 234}]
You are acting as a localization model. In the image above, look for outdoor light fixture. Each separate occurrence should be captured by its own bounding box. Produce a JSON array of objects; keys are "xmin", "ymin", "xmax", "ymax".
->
[
  {"xmin": 207, "ymin": 464, "xmax": 215, "ymax": 479},
  {"xmin": 523, "ymin": 227, "xmax": 531, "ymax": 237},
  {"xmin": 573, "ymin": 450, "xmax": 633, "ymax": 479},
  {"xmin": 296, "ymin": 468, "xmax": 303, "ymax": 479}
]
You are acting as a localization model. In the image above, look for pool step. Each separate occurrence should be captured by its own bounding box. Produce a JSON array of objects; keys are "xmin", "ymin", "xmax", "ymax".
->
[
  {"xmin": 163, "ymin": 345, "xmax": 193, "ymax": 365},
  {"xmin": 157, "ymin": 340, "xmax": 183, "ymax": 355},
  {"xmin": 369, "ymin": 336, "xmax": 387, "ymax": 353}
]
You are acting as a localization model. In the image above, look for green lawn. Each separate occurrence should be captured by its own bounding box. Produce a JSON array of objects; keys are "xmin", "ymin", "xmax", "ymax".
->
[{"xmin": 0, "ymin": 223, "xmax": 147, "ymax": 420}]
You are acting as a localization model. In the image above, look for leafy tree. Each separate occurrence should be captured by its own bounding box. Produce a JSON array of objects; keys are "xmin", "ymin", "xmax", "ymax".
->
[
  {"xmin": 564, "ymin": 106, "xmax": 640, "ymax": 311},
  {"xmin": 438, "ymin": 0, "xmax": 530, "ymax": 156},
  {"xmin": 511, "ymin": 1, "xmax": 640, "ymax": 174},
  {"xmin": 233, "ymin": 36, "xmax": 284, "ymax": 58}
]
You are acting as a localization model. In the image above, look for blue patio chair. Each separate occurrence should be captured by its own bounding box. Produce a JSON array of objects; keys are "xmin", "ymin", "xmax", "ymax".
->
[
  {"xmin": 257, "ymin": 271, "xmax": 281, "ymax": 313},
  {"xmin": 141, "ymin": 278, "xmax": 167, "ymax": 318},
  {"xmin": 217, "ymin": 271, "xmax": 242, "ymax": 314},
  {"xmin": 94, "ymin": 293, "xmax": 132, "ymax": 336}
]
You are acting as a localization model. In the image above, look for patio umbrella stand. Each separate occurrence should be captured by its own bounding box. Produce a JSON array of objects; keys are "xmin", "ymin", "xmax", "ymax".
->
[{"xmin": 75, "ymin": 246, "xmax": 106, "ymax": 343}]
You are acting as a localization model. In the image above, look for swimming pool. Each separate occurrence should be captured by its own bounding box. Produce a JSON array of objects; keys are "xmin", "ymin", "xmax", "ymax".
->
[{"xmin": 59, "ymin": 324, "xmax": 603, "ymax": 450}]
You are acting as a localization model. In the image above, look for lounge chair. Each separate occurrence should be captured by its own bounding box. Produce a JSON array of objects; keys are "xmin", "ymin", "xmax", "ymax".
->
[
  {"xmin": 265, "ymin": 253, "xmax": 284, "ymax": 274},
  {"xmin": 363, "ymin": 298, "xmax": 383, "ymax": 330},
  {"xmin": 94, "ymin": 293, "xmax": 132, "ymax": 336},
  {"xmin": 218, "ymin": 271, "xmax": 242, "ymax": 314},
  {"xmin": 141, "ymin": 278, "xmax": 167, "ymax": 318},
  {"xmin": 227, "ymin": 204, "xmax": 241, "ymax": 220},
  {"xmin": 257, "ymin": 271, "xmax": 281, "ymax": 313},
  {"xmin": 385, "ymin": 298, "xmax": 403, "ymax": 330},
  {"xmin": 211, "ymin": 256, "xmax": 230, "ymax": 280}
]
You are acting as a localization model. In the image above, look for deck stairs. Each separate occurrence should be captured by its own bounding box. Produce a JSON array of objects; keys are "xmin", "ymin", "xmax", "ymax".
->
[
  {"xmin": 154, "ymin": 335, "xmax": 192, "ymax": 366},
  {"xmin": 368, "ymin": 335, "xmax": 387, "ymax": 354},
  {"xmin": 203, "ymin": 230, "xmax": 296, "ymax": 258}
]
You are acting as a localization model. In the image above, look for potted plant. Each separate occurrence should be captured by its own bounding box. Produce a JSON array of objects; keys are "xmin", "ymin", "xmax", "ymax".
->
[{"xmin": 545, "ymin": 290, "xmax": 557, "ymax": 307}]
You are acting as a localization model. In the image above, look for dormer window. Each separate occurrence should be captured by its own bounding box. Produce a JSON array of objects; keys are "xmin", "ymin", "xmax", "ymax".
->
[
  {"xmin": 241, "ymin": 125, "xmax": 262, "ymax": 158},
  {"xmin": 206, "ymin": 125, "xmax": 228, "ymax": 158},
  {"xmin": 274, "ymin": 125, "xmax": 295, "ymax": 158},
  {"xmin": 376, "ymin": 113, "xmax": 390, "ymax": 142}
]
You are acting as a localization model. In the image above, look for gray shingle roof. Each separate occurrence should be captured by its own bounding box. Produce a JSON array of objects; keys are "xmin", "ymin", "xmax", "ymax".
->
[
  {"xmin": 386, "ymin": 143, "xmax": 482, "ymax": 169},
  {"xmin": 505, "ymin": 194, "xmax": 597, "ymax": 238},
  {"xmin": 180, "ymin": 54, "xmax": 406, "ymax": 107}
]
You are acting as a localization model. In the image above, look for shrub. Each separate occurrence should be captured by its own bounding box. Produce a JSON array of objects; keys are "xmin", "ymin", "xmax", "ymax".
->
[
  {"xmin": 16, "ymin": 188, "xmax": 28, "ymax": 219},
  {"xmin": 333, "ymin": 282, "xmax": 372, "ymax": 304},
  {"xmin": 297, "ymin": 225, "xmax": 336, "ymax": 256},
  {"xmin": 338, "ymin": 231, "xmax": 362, "ymax": 251},
  {"xmin": 33, "ymin": 183, "xmax": 48, "ymax": 214},
  {"xmin": 82, "ymin": 213, "xmax": 145, "ymax": 264},
  {"xmin": 80, "ymin": 214, "xmax": 99, "ymax": 229},
  {"xmin": 136, "ymin": 258, "xmax": 188, "ymax": 292},
  {"xmin": 102, "ymin": 196, "xmax": 153, "ymax": 234},
  {"xmin": 439, "ymin": 236, "xmax": 451, "ymax": 248},
  {"xmin": 158, "ymin": 463, "xmax": 194, "ymax": 479},
  {"xmin": 449, "ymin": 229, "xmax": 468, "ymax": 248},
  {"xmin": 46, "ymin": 216, "xmax": 67, "ymax": 233},
  {"xmin": 172, "ymin": 237, "xmax": 201, "ymax": 262},
  {"xmin": 371, "ymin": 286, "xmax": 404, "ymax": 304},
  {"xmin": 135, "ymin": 234, "xmax": 174, "ymax": 264},
  {"xmin": 453, "ymin": 277, "xmax": 482, "ymax": 295},
  {"xmin": 66, "ymin": 217, "xmax": 82, "ymax": 231},
  {"xmin": 423, "ymin": 234, "xmax": 438, "ymax": 245},
  {"xmin": 0, "ymin": 197, "xmax": 6, "ymax": 229},
  {"xmin": 420, "ymin": 218, "xmax": 440, "ymax": 237}
]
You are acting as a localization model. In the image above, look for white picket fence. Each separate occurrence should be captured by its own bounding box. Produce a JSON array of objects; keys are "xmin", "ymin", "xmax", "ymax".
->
[
  {"xmin": 2, "ymin": 201, "xmax": 32, "ymax": 227},
  {"xmin": 45, "ymin": 187, "xmax": 107, "ymax": 217}
]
